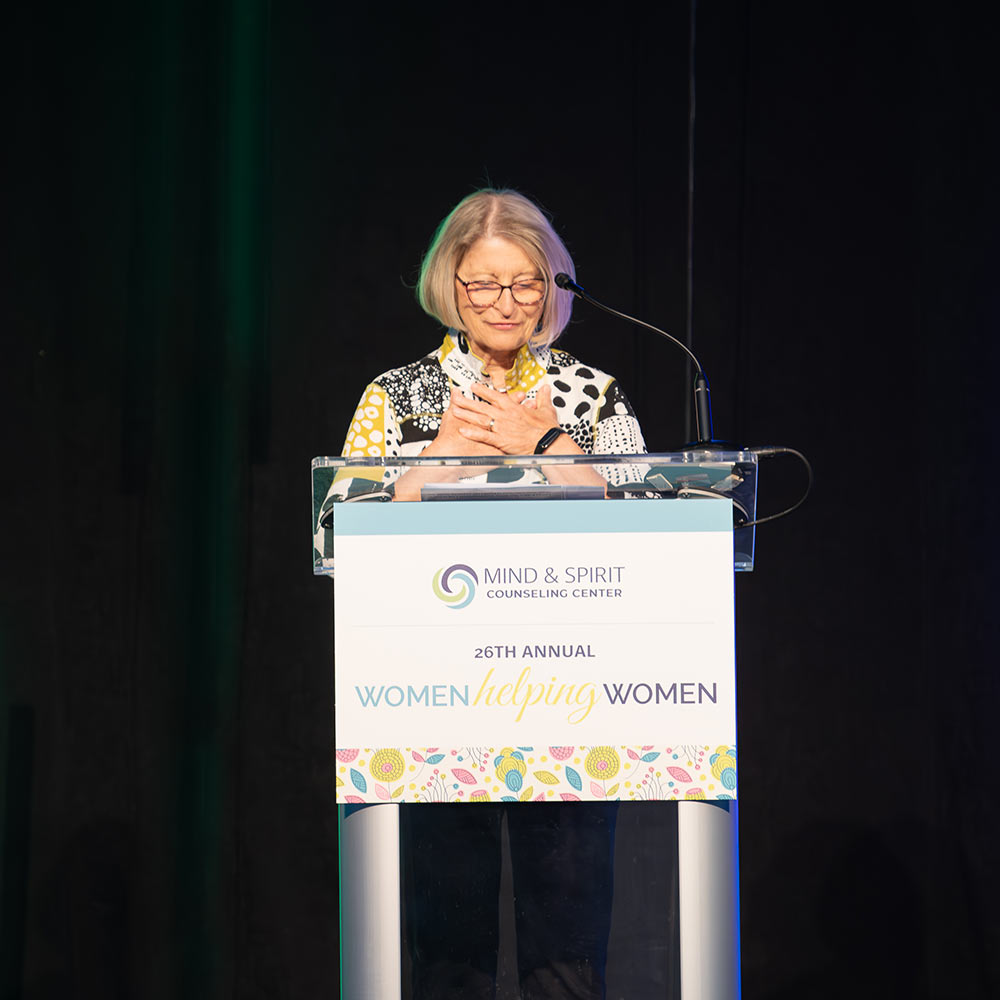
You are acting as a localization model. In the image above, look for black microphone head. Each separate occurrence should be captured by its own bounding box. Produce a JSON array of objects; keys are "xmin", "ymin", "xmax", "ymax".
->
[{"xmin": 554, "ymin": 272, "xmax": 573, "ymax": 289}]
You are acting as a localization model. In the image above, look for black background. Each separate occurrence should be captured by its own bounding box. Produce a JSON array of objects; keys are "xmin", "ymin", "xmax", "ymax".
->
[{"xmin": 3, "ymin": 2, "xmax": 999, "ymax": 997}]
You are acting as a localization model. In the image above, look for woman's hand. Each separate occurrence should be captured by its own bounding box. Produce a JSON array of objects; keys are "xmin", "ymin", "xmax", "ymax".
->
[
  {"xmin": 453, "ymin": 383, "xmax": 566, "ymax": 455},
  {"xmin": 453, "ymin": 382, "xmax": 605, "ymax": 492},
  {"xmin": 393, "ymin": 388, "xmax": 506, "ymax": 500},
  {"xmin": 420, "ymin": 387, "xmax": 506, "ymax": 457}
]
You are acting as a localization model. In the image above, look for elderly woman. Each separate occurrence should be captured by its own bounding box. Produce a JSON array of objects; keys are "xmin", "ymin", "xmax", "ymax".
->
[
  {"xmin": 328, "ymin": 190, "xmax": 647, "ymax": 1000},
  {"xmin": 323, "ymin": 188, "xmax": 645, "ymax": 512}
]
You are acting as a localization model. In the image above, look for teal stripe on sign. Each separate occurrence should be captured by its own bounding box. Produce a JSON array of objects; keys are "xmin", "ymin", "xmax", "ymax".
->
[{"xmin": 333, "ymin": 499, "xmax": 732, "ymax": 536}]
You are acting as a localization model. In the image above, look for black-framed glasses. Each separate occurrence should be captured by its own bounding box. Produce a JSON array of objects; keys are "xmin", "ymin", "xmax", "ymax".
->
[{"xmin": 455, "ymin": 275, "xmax": 547, "ymax": 307}]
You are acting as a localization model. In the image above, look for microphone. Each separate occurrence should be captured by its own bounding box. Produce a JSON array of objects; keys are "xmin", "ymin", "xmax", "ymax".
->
[
  {"xmin": 554, "ymin": 273, "xmax": 716, "ymax": 446},
  {"xmin": 553, "ymin": 272, "xmax": 584, "ymax": 295}
]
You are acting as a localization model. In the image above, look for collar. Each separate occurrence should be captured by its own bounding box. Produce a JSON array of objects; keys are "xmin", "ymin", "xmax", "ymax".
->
[{"xmin": 436, "ymin": 329, "xmax": 550, "ymax": 394}]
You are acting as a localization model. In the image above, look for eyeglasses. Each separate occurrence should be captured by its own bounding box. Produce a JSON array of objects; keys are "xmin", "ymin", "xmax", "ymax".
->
[{"xmin": 455, "ymin": 275, "xmax": 546, "ymax": 308}]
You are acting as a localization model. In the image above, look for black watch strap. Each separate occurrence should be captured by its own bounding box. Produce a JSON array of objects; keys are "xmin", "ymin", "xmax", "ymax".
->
[{"xmin": 534, "ymin": 427, "xmax": 565, "ymax": 454}]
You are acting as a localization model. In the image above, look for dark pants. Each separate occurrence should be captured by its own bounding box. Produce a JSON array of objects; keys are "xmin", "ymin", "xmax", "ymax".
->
[{"xmin": 403, "ymin": 802, "xmax": 617, "ymax": 1000}]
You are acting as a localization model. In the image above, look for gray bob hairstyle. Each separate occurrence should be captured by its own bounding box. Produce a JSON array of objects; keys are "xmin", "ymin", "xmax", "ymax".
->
[{"xmin": 416, "ymin": 189, "xmax": 576, "ymax": 347}]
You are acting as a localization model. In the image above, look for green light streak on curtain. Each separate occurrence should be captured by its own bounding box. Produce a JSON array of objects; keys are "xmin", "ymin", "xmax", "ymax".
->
[{"xmin": 161, "ymin": 1, "xmax": 269, "ymax": 997}]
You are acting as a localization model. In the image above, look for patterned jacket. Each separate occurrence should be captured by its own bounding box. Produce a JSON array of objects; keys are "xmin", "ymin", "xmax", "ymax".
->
[{"xmin": 315, "ymin": 330, "xmax": 646, "ymax": 540}]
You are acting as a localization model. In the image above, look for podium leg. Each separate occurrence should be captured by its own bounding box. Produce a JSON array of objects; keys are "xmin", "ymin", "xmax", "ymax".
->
[
  {"xmin": 338, "ymin": 804, "xmax": 401, "ymax": 999},
  {"xmin": 677, "ymin": 800, "xmax": 740, "ymax": 1000}
]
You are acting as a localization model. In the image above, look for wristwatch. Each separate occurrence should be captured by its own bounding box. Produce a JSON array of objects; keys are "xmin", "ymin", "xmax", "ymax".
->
[{"xmin": 534, "ymin": 427, "xmax": 565, "ymax": 454}]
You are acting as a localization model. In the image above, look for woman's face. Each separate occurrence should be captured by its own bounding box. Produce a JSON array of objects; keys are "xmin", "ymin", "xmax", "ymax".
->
[{"xmin": 455, "ymin": 236, "xmax": 545, "ymax": 366}]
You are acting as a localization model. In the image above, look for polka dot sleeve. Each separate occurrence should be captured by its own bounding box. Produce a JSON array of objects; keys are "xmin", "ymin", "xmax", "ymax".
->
[
  {"xmin": 342, "ymin": 383, "xmax": 397, "ymax": 459},
  {"xmin": 593, "ymin": 380, "xmax": 647, "ymax": 486},
  {"xmin": 594, "ymin": 380, "xmax": 646, "ymax": 455},
  {"xmin": 315, "ymin": 384, "xmax": 398, "ymax": 545}
]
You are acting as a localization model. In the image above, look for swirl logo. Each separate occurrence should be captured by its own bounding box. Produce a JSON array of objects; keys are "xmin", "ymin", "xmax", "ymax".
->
[{"xmin": 432, "ymin": 564, "xmax": 478, "ymax": 610}]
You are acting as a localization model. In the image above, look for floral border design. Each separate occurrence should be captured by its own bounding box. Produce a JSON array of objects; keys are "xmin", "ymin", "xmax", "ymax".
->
[{"xmin": 335, "ymin": 745, "xmax": 737, "ymax": 804}]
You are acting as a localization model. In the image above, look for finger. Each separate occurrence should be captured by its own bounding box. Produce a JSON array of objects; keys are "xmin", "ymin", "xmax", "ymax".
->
[
  {"xmin": 459, "ymin": 425, "xmax": 493, "ymax": 444},
  {"xmin": 450, "ymin": 414, "xmax": 486, "ymax": 433},
  {"xmin": 510, "ymin": 391, "xmax": 526, "ymax": 404},
  {"xmin": 472, "ymin": 382, "xmax": 515, "ymax": 409},
  {"xmin": 452, "ymin": 389, "xmax": 494, "ymax": 415},
  {"xmin": 446, "ymin": 387, "xmax": 472, "ymax": 416},
  {"xmin": 448, "ymin": 387, "xmax": 484, "ymax": 412},
  {"xmin": 534, "ymin": 383, "xmax": 559, "ymax": 419},
  {"xmin": 450, "ymin": 399, "xmax": 493, "ymax": 428}
]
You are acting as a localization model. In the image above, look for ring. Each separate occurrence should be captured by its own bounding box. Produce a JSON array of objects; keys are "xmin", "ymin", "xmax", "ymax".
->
[{"xmin": 489, "ymin": 418, "xmax": 496, "ymax": 432}]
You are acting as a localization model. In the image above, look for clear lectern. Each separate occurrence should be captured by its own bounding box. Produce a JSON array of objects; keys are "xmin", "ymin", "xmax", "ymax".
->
[{"xmin": 314, "ymin": 451, "xmax": 756, "ymax": 1000}]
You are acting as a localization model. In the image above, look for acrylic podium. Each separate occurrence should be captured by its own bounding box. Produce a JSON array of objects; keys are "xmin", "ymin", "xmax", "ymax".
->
[{"xmin": 313, "ymin": 451, "xmax": 757, "ymax": 1000}]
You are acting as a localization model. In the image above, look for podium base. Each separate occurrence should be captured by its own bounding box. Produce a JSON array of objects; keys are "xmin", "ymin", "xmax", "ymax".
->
[{"xmin": 339, "ymin": 800, "xmax": 740, "ymax": 999}]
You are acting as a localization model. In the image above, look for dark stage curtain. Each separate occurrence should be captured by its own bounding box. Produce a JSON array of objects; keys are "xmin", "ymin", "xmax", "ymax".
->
[{"xmin": 3, "ymin": 2, "xmax": 999, "ymax": 997}]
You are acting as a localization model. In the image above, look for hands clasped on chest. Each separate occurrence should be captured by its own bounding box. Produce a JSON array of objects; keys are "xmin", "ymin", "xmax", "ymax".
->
[{"xmin": 434, "ymin": 382, "xmax": 565, "ymax": 457}]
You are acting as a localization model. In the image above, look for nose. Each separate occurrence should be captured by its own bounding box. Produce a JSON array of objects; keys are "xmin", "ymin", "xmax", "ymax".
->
[{"xmin": 494, "ymin": 285, "xmax": 517, "ymax": 316}]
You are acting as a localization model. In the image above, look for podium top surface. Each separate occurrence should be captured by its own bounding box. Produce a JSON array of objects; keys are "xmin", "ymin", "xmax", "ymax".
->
[
  {"xmin": 312, "ymin": 451, "xmax": 758, "ymax": 573},
  {"xmin": 312, "ymin": 449, "xmax": 757, "ymax": 471}
]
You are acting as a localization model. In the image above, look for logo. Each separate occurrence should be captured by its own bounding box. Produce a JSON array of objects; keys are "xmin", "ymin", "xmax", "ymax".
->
[{"xmin": 432, "ymin": 564, "xmax": 478, "ymax": 609}]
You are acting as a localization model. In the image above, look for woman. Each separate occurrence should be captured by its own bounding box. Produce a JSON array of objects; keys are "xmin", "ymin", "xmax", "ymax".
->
[
  {"xmin": 320, "ymin": 188, "xmax": 644, "ymax": 515},
  {"xmin": 327, "ymin": 190, "xmax": 647, "ymax": 1000}
]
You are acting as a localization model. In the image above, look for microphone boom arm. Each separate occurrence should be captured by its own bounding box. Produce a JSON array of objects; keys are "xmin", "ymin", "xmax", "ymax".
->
[{"xmin": 554, "ymin": 273, "xmax": 714, "ymax": 445}]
